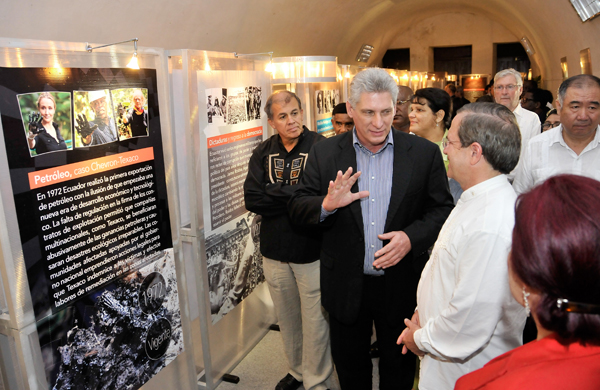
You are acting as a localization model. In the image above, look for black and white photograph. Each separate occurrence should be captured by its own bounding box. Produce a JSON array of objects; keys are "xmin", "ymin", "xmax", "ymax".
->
[
  {"xmin": 316, "ymin": 90, "xmax": 324, "ymax": 114},
  {"xmin": 245, "ymin": 86, "xmax": 262, "ymax": 121},
  {"xmin": 226, "ymin": 87, "xmax": 247, "ymax": 125},
  {"xmin": 206, "ymin": 214, "xmax": 264, "ymax": 324},
  {"xmin": 206, "ymin": 87, "xmax": 227, "ymax": 125},
  {"xmin": 315, "ymin": 89, "xmax": 340, "ymax": 116}
]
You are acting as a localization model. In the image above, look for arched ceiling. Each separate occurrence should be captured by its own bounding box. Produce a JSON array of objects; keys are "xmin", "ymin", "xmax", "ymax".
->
[{"xmin": 0, "ymin": 0, "xmax": 598, "ymax": 90}]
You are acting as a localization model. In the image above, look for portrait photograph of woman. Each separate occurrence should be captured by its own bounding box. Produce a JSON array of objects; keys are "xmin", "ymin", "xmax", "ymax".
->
[{"xmin": 18, "ymin": 91, "xmax": 72, "ymax": 157}]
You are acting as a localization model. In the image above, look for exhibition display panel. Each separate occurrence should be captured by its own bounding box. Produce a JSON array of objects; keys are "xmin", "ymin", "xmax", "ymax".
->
[
  {"xmin": 272, "ymin": 56, "xmax": 339, "ymax": 137},
  {"xmin": 0, "ymin": 38, "xmax": 197, "ymax": 390},
  {"xmin": 168, "ymin": 50, "xmax": 275, "ymax": 390}
]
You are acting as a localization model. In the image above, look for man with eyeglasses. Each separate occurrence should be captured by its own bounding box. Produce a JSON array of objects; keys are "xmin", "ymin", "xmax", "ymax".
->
[
  {"xmin": 514, "ymin": 74, "xmax": 600, "ymax": 194},
  {"xmin": 398, "ymin": 103, "xmax": 527, "ymax": 390},
  {"xmin": 393, "ymin": 86, "xmax": 413, "ymax": 133},
  {"xmin": 493, "ymin": 68, "xmax": 541, "ymax": 181}
]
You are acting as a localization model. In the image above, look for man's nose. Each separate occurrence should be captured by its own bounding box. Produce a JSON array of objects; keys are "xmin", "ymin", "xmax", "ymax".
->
[{"xmin": 373, "ymin": 113, "xmax": 384, "ymax": 128}]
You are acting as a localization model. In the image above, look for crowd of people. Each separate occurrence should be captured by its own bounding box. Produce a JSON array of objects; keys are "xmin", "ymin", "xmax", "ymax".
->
[{"xmin": 243, "ymin": 67, "xmax": 600, "ymax": 390}]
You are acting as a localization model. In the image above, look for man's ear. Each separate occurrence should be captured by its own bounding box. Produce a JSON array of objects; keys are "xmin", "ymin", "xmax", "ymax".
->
[
  {"xmin": 470, "ymin": 142, "xmax": 484, "ymax": 165},
  {"xmin": 346, "ymin": 101, "xmax": 354, "ymax": 118}
]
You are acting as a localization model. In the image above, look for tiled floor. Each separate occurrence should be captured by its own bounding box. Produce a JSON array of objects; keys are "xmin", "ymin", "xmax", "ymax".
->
[{"xmin": 215, "ymin": 330, "xmax": 382, "ymax": 390}]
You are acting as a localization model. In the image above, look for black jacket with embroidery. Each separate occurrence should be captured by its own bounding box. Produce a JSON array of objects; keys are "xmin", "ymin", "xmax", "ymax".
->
[{"xmin": 243, "ymin": 126, "xmax": 323, "ymax": 263}]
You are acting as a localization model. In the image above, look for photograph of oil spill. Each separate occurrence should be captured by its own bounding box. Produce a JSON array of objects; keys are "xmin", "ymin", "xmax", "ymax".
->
[{"xmin": 36, "ymin": 249, "xmax": 183, "ymax": 389}]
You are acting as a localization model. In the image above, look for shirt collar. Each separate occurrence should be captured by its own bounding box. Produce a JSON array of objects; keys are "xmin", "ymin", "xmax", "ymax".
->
[
  {"xmin": 551, "ymin": 124, "xmax": 600, "ymax": 151},
  {"xmin": 352, "ymin": 127, "xmax": 394, "ymax": 154},
  {"xmin": 459, "ymin": 174, "xmax": 509, "ymax": 203},
  {"xmin": 512, "ymin": 104, "xmax": 525, "ymax": 118}
]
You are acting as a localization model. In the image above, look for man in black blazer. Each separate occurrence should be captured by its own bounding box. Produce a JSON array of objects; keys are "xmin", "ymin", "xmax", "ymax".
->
[{"xmin": 289, "ymin": 68, "xmax": 454, "ymax": 389}]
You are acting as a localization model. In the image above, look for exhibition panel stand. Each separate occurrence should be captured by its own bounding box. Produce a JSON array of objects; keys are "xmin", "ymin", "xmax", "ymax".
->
[
  {"xmin": 271, "ymin": 56, "xmax": 339, "ymax": 137},
  {"xmin": 167, "ymin": 50, "xmax": 275, "ymax": 390},
  {"xmin": 0, "ymin": 38, "xmax": 197, "ymax": 390}
]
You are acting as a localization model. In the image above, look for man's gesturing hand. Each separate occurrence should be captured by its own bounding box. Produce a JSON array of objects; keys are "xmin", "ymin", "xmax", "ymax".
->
[
  {"xmin": 322, "ymin": 167, "xmax": 369, "ymax": 212},
  {"xmin": 373, "ymin": 231, "xmax": 412, "ymax": 269}
]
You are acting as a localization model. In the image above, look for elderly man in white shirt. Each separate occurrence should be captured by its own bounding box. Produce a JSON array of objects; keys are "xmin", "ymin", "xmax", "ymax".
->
[
  {"xmin": 398, "ymin": 103, "xmax": 527, "ymax": 390},
  {"xmin": 493, "ymin": 68, "xmax": 541, "ymax": 181},
  {"xmin": 513, "ymin": 74, "xmax": 600, "ymax": 194}
]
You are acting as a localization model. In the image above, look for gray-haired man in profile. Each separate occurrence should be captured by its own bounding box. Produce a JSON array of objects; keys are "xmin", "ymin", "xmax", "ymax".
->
[
  {"xmin": 398, "ymin": 103, "xmax": 527, "ymax": 390},
  {"xmin": 289, "ymin": 68, "xmax": 453, "ymax": 389}
]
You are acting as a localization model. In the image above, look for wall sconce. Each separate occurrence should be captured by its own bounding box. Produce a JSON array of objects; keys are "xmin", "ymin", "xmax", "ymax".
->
[
  {"xmin": 356, "ymin": 44, "xmax": 374, "ymax": 63},
  {"xmin": 85, "ymin": 38, "xmax": 139, "ymax": 69},
  {"xmin": 520, "ymin": 36, "xmax": 535, "ymax": 55}
]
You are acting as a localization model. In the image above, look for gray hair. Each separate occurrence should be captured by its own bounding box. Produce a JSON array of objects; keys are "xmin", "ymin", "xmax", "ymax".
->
[
  {"xmin": 456, "ymin": 102, "xmax": 521, "ymax": 174},
  {"xmin": 494, "ymin": 68, "xmax": 523, "ymax": 86},
  {"xmin": 264, "ymin": 90, "xmax": 303, "ymax": 120},
  {"xmin": 557, "ymin": 74, "xmax": 600, "ymax": 106},
  {"xmin": 348, "ymin": 68, "xmax": 398, "ymax": 107}
]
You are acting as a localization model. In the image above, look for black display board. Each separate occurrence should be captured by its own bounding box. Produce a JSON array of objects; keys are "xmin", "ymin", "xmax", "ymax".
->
[{"xmin": 0, "ymin": 66, "xmax": 183, "ymax": 389}]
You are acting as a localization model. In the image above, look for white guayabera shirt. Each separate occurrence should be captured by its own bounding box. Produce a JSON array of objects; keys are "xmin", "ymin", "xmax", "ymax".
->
[
  {"xmin": 414, "ymin": 175, "xmax": 527, "ymax": 390},
  {"xmin": 513, "ymin": 124, "xmax": 600, "ymax": 194}
]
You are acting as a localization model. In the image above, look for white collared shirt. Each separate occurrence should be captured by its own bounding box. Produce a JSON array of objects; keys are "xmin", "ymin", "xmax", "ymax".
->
[
  {"xmin": 513, "ymin": 125, "xmax": 600, "ymax": 194},
  {"xmin": 414, "ymin": 175, "xmax": 527, "ymax": 390},
  {"xmin": 509, "ymin": 105, "xmax": 541, "ymax": 181}
]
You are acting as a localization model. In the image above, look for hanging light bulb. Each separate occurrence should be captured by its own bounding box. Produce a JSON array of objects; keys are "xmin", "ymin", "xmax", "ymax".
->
[{"xmin": 127, "ymin": 52, "xmax": 139, "ymax": 69}]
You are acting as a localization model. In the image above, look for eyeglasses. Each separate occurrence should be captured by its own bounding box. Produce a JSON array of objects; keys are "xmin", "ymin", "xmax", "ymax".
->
[
  {"xmin": 442, "ymin": 138, "xmax": 462, "ymax": 149},
  {"xmin": 494, "ymin": 84, "xmax": 520, "ymax": 92},
  {"xmin": 542, "ymin": 121, "xmax": 561, "ymax": 130},
  {"xmin": 396, "ymin": 99, "xmax": 410, "ymax": 105}
]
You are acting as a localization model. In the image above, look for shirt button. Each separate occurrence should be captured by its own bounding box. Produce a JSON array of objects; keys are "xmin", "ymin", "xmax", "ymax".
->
[
  {"xmin": 371, "ymin": 244, "xmax": 374, "ymax": 248},
  {"xmin": 371, "ymin": 222, "xmax": 375, "ymax": 225},
  {"xmin": 371, "ymin": 199, "xmax": 375, "ymax": 202},
  {"xmin": 371, "ymin": 176, "xmax": 375, "ymax": 179}
]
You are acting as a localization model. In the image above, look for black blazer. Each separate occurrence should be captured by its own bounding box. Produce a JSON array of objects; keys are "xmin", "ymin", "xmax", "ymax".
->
[{"xmin": 289, "ymin": 129, "xmax": 454, "ymax": 326}]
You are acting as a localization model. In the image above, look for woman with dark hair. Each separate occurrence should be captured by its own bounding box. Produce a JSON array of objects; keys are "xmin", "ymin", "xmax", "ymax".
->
[
  {"xmin": 27, "ymin": 92, "xmax": 67, "ymax": 154},
  {"xmin": 409, "ymin": 88, "xmax": 463, "ymax": 201},
  {"xmin": 456, "ymin": 174, "xmax": 600, "ymax": 389},
  {"xmin": 409, "ymin": 88, "xmax": 451, "ymax": 165}
]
